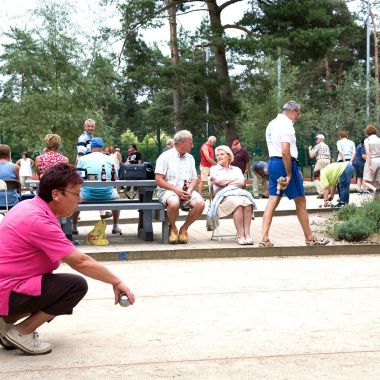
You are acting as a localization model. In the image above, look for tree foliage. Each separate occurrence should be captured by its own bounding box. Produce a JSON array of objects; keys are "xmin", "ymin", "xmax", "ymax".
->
[
  {"xmin": 0, "ymin": 0, "xmax": 377, "ymax": 166},
  {"xmin": 0, "ymin": 1, "xmax": 122, "ymax": 161}
]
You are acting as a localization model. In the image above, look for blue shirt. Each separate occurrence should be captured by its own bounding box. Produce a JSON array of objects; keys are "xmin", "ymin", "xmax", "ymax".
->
[
  {"xmin": 77, "ymin": 152, "xmax": 115, "ymax": 200},
  {"xmin": 0, "ymin": 162, "xmax": 19, "ymax": 207},
  {"xmin": 252, "ymin": 161, "xmax": 268, "ymax": 178},
  {"xmin": 352, "ymin": 144, "xmax": 366, "ymax": 165}
]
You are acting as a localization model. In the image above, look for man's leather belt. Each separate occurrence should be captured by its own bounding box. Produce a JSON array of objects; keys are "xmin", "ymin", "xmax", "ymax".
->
[
  {"xmin": 270, "ymin": 156, "xmax": 298, "ymax": 161},
  {"xmin": 270, "ymin": 156, "xmax": 300, "ymax": 165}
]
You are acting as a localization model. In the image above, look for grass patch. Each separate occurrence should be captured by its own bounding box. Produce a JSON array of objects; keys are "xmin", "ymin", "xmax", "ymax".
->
[{"xmin": 329, "ymin": 198, "xmax": 380, "ymax": 242}]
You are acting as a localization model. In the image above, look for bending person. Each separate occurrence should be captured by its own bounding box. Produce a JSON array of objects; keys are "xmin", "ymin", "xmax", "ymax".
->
[
  {"xmin": 208, "ymin": 145, "xmax": 256, "ymax": 245},
  {"xmin": 0, "ymin": 163, "xmax": 135, "ymax": 355},
  {"xmin": 320, "ymin": 162, "xmax": 354, "ymax": 208}
]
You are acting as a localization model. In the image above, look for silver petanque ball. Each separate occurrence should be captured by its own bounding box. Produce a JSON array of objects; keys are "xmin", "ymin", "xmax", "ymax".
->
[{"xmin": 119, "ymin": 294, "xmax": 131, "ymax": 307}]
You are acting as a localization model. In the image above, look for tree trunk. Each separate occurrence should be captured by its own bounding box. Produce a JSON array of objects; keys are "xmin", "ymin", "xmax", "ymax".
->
[
  {"xmin": 370, "ymin": 9, "xmax": 379, "ymax": 123},
  {"xmin": 167, "ymin": 0, "xmax": 183, "ymax": 132},
  {"xmin": 206, "ymin": 0, "xmax": 236, "ymax": 145}
]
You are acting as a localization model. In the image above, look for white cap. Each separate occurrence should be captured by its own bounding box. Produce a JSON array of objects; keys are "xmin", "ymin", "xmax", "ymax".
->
[{"xmin": 315, "ymin": 134, "xmax": 325, "ymax": 140}]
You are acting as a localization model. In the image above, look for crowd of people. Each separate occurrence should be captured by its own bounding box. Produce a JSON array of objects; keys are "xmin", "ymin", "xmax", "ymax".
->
[
  {"xmin": 308, "ymin": 125, "xmax": 380, "ymax": 208},
  {"xmin": 1, "ymin": 109, "xmax": 379, "ymax": 239},
  {"xmin": 1, "ymin": 104, "xmax": 380, "ymax": 356}
]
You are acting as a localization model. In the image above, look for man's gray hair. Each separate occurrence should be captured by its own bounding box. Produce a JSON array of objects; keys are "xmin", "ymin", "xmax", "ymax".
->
[
  {"xmin": 208, "ymin": 136, "xmax": 216, "ymax": 142},
  {"xmin": 282, "ymin": 101, "xmax": 301, "ymax": 112},
  {"xmin": 166, "ymin": 138, "xmax": 174, "ymax": 146},
  {"xmin": 174, "ymin": 130, "xmax": 192, "ymax": 144},
  {"xmin": 84, "ymin": 118, "xmax": 96, "ymax": 127}
]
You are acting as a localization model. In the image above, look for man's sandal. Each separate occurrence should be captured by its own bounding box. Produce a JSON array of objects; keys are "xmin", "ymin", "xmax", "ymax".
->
[
  {"xmin": 305, "ymin": 236, "xmax": 330, "ymax": 246},
  {"xmin": 259, "ymin": 240, "xmax": 274, "ymax": 248}
]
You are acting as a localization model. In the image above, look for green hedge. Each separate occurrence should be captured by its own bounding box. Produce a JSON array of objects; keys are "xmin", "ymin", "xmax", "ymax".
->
[{"xmin": 331, "ymin": 198, "xmax": 380, "ymax": 242}]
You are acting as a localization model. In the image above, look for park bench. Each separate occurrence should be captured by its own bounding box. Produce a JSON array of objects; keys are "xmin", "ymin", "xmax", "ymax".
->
[{"xmin": 26, "ymin": 179, "xmax": 169, "ymax": 244}]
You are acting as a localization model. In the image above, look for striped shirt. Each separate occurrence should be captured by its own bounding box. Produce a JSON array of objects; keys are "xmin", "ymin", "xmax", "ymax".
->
[
  {"xmin": 77, "ymin": 130, "xmax": 92, "ymax": 155},
  {"xmin": 309, "ymin": 142, "xmax": 331, "ymax": 161},
  {"xmin": 155, "ymin": 147, "xmax": 198, "ymax": 195}
]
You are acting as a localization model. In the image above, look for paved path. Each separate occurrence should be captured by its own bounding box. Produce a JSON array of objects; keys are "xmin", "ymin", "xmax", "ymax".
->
[{"xmin": 2, "ymin": 255, "xmax": 380, "ymax": 379}]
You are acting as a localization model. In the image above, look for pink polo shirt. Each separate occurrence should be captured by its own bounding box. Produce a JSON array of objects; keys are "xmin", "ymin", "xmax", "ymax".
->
[
  {"xmin": 210, "ymin": 164, "xmax": 244, "ymax": 195},
  {"xmin": 0, "ymin": 196, "xmax": 76, "ymax": 315}
]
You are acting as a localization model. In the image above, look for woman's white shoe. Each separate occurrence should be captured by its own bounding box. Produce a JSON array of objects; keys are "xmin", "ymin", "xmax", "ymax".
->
[
  {"xmin": 245, "ymin": 237, "xmax": 253, "ymax": 245},
  {"xmin": 237, "ymin": 237, "xmax": 247, "ymax": 245}
]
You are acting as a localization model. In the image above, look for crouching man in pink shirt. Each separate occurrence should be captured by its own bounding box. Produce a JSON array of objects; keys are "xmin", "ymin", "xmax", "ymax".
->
[{"xmin": 0, "ymin": 163, "xmax": 135, "ymax": 355}]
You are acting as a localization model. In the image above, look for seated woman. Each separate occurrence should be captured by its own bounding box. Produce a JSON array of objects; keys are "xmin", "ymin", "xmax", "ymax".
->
[
  {"xmin": 207, "ymin": 145, "xmax": 256, "ymax": 245},
  {"xmin": 0, "ymin": 144, "xmax": 20, "ymax": 209},
  {"xmin": 35, "ymin": 134, "xmax": 69, "ymax": 178}
]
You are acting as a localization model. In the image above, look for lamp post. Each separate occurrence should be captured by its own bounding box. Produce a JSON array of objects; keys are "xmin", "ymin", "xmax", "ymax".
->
[
  {"xmin": 205, "ymin": 46, "xmax": 210, "ymax": 137},
  {"xmin": 278, "ymin": 47, "xmax": 282, "ymax": 110},
  {"xmin": 366, "ymin": 0, "xmax": 371, "ymax": 122},
  {"xmin": 194, "ymin": 43, "xmax": 210, "ymax": 138}
]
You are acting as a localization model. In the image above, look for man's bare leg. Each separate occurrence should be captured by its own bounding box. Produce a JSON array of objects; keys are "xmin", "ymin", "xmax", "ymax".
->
[
  {"xmin": 198, "ymin": 181, "xmax": 204, "ymax": 196},
  {"xmin": 294, "ymin": 196, "xmax": 313, "ymax": 241},
  {"xmin": 180, "ymin": 198, "xmax": 205, "ymax": 232},
  {"xmin": 166, "ymin": 196, "xmax": 180, "ymax": 232},
  {"xmin": 261, "ymin": 196, "xmax": 281, "ymax": 242},
  {"xmin": 112, "ymin": 210, "xmax": 120, "ymax": 225}
]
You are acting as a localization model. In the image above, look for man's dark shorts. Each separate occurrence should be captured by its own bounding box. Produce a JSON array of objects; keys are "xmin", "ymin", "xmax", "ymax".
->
[
  {"xmin": 268, "ymin": 157, "xmax": 305, "ymax": 200},
  {"xmin": 6, "ymin": 273, "xmax": 88, "ymax": 318}
]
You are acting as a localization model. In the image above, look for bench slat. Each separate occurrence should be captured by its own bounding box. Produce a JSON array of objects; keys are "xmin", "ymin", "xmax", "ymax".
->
[{"xmin": 77, "ymin": 203, "xmax": 165, "ymax": 211}]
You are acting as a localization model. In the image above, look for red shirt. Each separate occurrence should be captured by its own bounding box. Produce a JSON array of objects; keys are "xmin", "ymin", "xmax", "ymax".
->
[
  {"xmin": 38, "ymin": 151, "xmax": 68, "ymax": 176},
  {"xmin": 200, "ymin": 143, "xmax": 215, "ymax": 167},
  {"xmin": 231, "ymin": 147, "xmax": 250, "ymax": 174}
]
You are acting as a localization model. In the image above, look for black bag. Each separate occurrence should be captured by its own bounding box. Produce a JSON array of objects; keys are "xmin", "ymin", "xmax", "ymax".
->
[
  {"xmin": 118, "ymin": 162, "xmax": 155, "ymax": 180},
  {"xmin": 144, "ymin": 162, "xmax": 155, "ymax": 179}
]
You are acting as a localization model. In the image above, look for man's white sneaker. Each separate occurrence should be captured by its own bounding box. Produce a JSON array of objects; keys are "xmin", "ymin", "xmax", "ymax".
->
[
  {"xmin": 4, "ymin": 327, "xmax": 52, "ymax": 355},
  {"xmin": 0, "ymin": 318, "xmax": 15, "ymax": 350}
]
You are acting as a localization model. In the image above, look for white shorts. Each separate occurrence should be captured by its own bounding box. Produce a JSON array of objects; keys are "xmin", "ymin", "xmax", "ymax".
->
[
  {"xmin": 200, "ymin": 166, "xmax": 211, "ymax": 182},
  {"xmin": 314, "ymin": 159, "xmax": 330, "ymax": 173},
  {"xmin": 364, "ymin": 158, "xmax": 380, "ymax": 182},
  {"xmin": 157, "ymin": 189, "xmax": 203, "ymax": 207}
]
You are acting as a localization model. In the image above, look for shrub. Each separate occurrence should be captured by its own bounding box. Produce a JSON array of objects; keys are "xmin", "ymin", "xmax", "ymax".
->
[
  {"xmin": 361, "ymin": 199, "xmax": 380, "ymax": 230},
  {"xmin": 336, "ymin": 203, "xmax": 358, "ymax": 221},
  {"xmin": 333, "ymin": 218, "xmax": 377, "ymax": 242}
]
